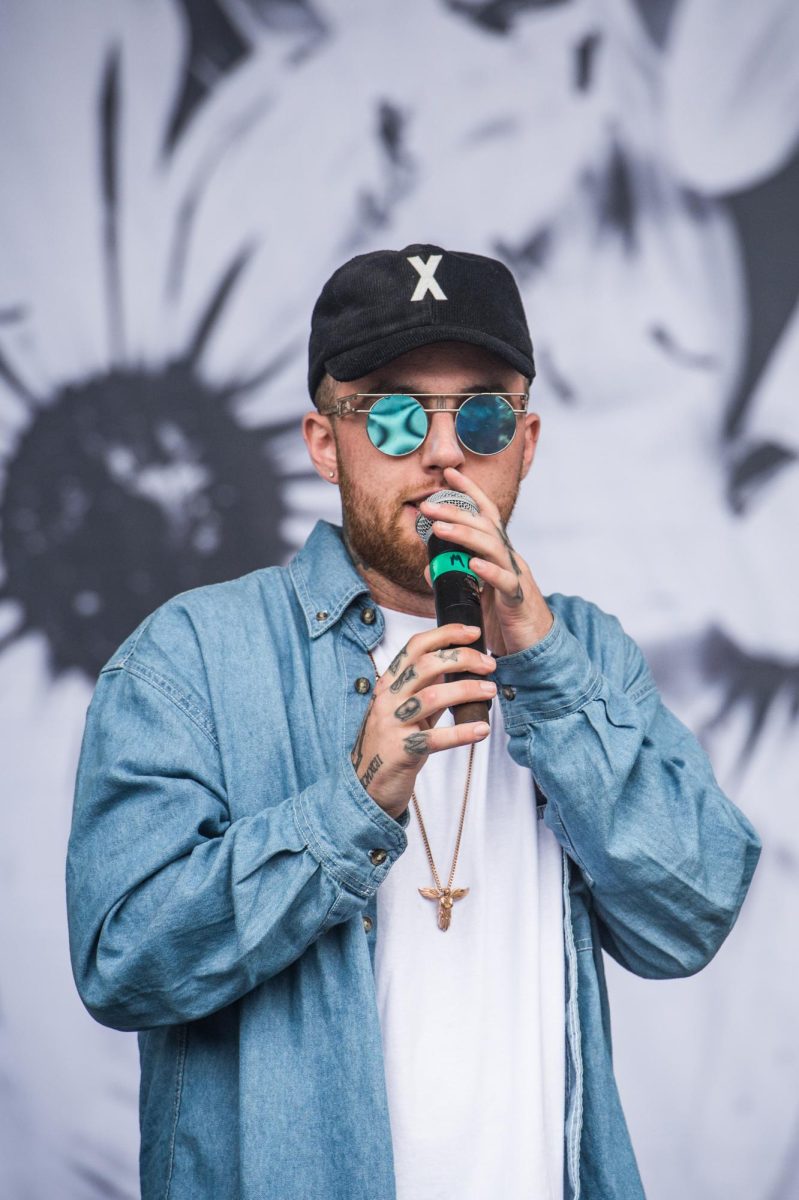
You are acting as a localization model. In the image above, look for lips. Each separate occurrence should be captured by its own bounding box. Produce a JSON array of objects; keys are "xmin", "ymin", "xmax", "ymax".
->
[{"xmin": 405, "ymin": 490, "xmax": 442, "ymax": 509}]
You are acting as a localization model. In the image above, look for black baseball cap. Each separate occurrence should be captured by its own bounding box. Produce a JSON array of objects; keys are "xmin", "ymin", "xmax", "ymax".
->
[{"xmin": 307, "ymin": 243, "xmax": 535, "ymax": 399}]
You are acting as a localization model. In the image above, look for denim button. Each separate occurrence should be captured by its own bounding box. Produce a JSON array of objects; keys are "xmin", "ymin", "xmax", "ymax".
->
[
  {"xmin": 361, "ymin": 607, "xmax": 376, "ymax": 625},
  {"xmin": 502, "ymin": 685, "xmax": 516, "ymax": 700},
  {"xmin": 315, "ymin": 610, "xmax": 329, "ymax": 621},
  {"xmin": 354, "ymin": 677, "xmax": 371, "ymax": 694},
  {"xmin": 369, "ymin": 848, "xmax": 388, "ymax": 865},
  {"xmin": 362, "ymin": 915, "xmax": 373, "ymax": 933}
]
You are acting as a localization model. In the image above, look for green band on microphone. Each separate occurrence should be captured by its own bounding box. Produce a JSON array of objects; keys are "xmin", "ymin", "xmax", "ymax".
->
[{"xmin": 429, "ymin": 551, "xmax": 478, "ymax": 583}]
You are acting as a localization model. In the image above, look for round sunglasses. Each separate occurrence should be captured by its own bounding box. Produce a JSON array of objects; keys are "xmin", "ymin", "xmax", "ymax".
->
[{"xmin": 321, "ymin": 392, "xmax": 529, "ymax": 457}]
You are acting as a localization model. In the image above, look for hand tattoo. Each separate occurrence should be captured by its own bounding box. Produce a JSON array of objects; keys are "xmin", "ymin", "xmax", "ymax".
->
[
  {"xmin": 360, "ymin": 754, "xmax": 382, "ymax": 789},
  {"xmin": 389, "ymin": 664, "xmax": 418, "ymax": 693},
  {"xmin": 495, "ymin": 520, "xmax": 524, "ymax": 604},
  {"xmin": 435, "ymin": 647, "xmax": 460, "ymax": 663},
  {"xmin": 394, "ymin": 696, "xmax": 422, "ymax": 722},
  {"xmin": 388, "ymin": 644, "xmax": 409, "ymax": 677},
  {"xmin": 350, "ymin": 695, "xmax": 375, "ymax": 772},
  {"xmin": 403, "ymin": 732, "xmax": 429, "ymax": 758}
]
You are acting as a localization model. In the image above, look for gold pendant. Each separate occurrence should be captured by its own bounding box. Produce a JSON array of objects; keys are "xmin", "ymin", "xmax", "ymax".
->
[{"xmin": 418, "ymin": 886, "xmax": 470, "ymax": 931}]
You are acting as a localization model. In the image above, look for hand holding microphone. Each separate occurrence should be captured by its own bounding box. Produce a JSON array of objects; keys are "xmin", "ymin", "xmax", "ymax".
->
[
  {"xmin": 349, "ymin": 622, "xmax": 495, "ymax": 819},
  {"xmin": 416, "ymin": 488, "xmax": 491, "ymax": 727},
  {"xmin": 416, "ymin": 467, "xmax": 555, "ymax": 661}
]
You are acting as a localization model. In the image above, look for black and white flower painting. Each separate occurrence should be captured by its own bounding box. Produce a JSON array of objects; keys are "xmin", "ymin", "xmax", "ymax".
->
[{"xmin": 0, "ymin": 0, "xmax": 796, "ymax": 1196}]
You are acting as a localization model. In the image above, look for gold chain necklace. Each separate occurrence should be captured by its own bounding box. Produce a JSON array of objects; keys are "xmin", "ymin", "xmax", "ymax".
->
[{"xmin": 367, "ymin": 649, "xmax": 475, "ymax": 931}]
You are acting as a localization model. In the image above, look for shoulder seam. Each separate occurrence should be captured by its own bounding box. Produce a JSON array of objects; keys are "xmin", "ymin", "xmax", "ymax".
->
[
  {"xmin": 103, "ymin": 611, "xmax": 157, "ymax": 670},
  {"xmin": 627, "ymin": 678, "xmax": 658, "ymax": 704},
  {"xmin": 112, "ymin": 660, "xmax": 219, "ymax": 748}
]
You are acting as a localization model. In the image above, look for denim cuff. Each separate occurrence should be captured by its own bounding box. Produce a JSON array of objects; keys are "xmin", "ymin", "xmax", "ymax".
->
[
  {"xmin": 293, "ymin": 758, "xmax": 409, "ymax": 898},
  {"xmin": 495, "ymin": 612, "xmax": 601, "ymax": 733}
]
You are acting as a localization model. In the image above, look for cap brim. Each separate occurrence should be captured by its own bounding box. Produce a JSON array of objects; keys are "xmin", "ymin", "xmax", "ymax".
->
[{"xmin": 324, "ymin": 324, "xmax": 535, "ymax": 385}]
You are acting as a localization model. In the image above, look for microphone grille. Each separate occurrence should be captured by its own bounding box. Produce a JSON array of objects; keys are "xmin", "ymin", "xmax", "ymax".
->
[{"xmin": 415, "ymin": 489, "xmax": 480, "ymax": 545}]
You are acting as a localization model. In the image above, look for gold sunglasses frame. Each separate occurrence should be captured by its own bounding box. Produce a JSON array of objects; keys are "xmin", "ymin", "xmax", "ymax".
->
[{"xmin": 317, "ymin": 391, "xmax": 530, "ymax": 457}]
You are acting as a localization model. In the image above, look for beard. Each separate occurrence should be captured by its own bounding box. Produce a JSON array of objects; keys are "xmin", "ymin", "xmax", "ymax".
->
[
  {"xmin": 337, "ymin": 459, "xmax": 430, "ymax": 595},
  {"xmin": 336, "ymin": 446, "xmax": 524, "ymax": 598}
]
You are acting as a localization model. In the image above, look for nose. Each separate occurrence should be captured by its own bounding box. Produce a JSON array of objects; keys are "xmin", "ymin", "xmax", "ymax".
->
[{"xmin": 418, "ymin": 410, "xmax": 465, "ymax": 472}]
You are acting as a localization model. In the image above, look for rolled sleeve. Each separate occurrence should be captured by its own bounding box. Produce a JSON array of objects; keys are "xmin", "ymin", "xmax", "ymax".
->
[
  {"xmin": 490, "ymin": 602, "xmax": 761, "ymax": 978},
  {"xmin": 495, "ymin": 612, "xmax": 602, "ymax": 731},
  {"xmin": 293, "ymin": 758, "xmax": 408, "ymax": 899}
]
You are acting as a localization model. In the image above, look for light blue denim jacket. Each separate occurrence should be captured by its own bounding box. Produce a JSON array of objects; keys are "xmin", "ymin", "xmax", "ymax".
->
[{"xmin": 66, "ymin": 520, "xmax": 761, "ymax": 1200}]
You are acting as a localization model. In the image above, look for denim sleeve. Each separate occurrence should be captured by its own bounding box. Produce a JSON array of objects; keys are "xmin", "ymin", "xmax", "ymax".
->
[
  {"xmin": 66, "ymin": 664, "xmax": 408, "ymax": 1032},
  {"xmin": 495, "ymin": 610, "xmax": 762, "ymax": 980}
]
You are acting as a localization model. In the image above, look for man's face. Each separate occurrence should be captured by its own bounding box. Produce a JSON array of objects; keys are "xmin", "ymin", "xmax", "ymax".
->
[{"xmin": 329, "ymin": 341, "xmax": 540, "ymax": 596}]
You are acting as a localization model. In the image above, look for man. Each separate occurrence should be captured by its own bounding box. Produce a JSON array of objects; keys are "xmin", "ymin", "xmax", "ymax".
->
[{"xmin": 66, "ymin": 244, "xmax": 761, "ymax": 1200}]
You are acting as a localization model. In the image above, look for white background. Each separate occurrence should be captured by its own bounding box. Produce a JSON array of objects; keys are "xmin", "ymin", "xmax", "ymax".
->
[{"xmin": 0, "ymin": 1, "xmax": 796, "ymax": 1196}]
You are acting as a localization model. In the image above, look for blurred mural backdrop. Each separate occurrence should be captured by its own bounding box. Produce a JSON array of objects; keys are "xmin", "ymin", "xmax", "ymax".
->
[{"xmin": 0, "ymin": 0, "xmax": 797, "ymax": 1196}]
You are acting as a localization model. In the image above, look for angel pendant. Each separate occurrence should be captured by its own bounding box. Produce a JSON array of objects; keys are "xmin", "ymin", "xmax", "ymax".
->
[{"xmin": 418, "ymin": 886, "xmax": 470, "ymax": 931}]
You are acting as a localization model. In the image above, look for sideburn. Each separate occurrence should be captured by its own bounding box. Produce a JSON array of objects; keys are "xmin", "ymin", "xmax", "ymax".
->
[{"xmin": 335, "ymin": 451, "xmax": 431, "ymax": 596}]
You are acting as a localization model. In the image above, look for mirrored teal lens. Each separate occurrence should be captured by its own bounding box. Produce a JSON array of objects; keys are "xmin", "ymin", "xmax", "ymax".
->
[
  {"xmin": 367, "ymin": 393, "xmax": 428, "ymax": 456},
  {"xmin": 455, "ymin": 394, "xmax": 517, "ymax": 455}
]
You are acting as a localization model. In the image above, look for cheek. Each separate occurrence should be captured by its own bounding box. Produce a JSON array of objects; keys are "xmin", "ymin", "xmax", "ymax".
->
[
  {"xmin": 468, "ymin": 454, "xmax": 524, "ymax": 518},
  {"xmin": 470, "ymin": 455, "xmax": 518, "ymax": 494},
  {"xmin": 338, "ymin": 438, "xmax": 408, "ymax": 502}
]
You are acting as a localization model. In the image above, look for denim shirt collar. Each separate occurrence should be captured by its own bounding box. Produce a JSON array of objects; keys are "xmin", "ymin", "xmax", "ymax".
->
[{"xmin": 289, "ymin": 520, "xmax": 375, "ymax": 639}]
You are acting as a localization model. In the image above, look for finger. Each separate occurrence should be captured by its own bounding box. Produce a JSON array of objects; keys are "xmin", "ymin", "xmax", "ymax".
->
[
  {"xmin": 383, "ymin": 644, "xmax": 495, "ymax": 698},
  {"xmin": 385, "ymin": 623, "xmax": 482, "ymax": 672},
  {"xmin": 469, "ymin": 557, "xmax": 526, "ymax": 605},
  {"xmin": 377, "ymin": 624, "xmax": 486, "ymax": 692},
  {"xmin": 442, "ymin": 466, "xmax": 500, "ymax": 520},
  {"xmin": 418, "ymin": 719, "xmax": 491, "ymax": 757},
  {"xmin": 393, "ymin": 678, "xmax": 496, "ymax": 724},
  {"xmin": 427, "ymin": 519, "xmax": 504, "ymax": 563},
  {"xmin": 419, "ymin": 645, "xmax": 495, "ymax": 685},
  {"xmin": 417, "ymin": 499, "xmax": 484, "ymax": 528},
  {"xmin": 418, "ymin": 499, "xmax": 493, "ymax": 536}
]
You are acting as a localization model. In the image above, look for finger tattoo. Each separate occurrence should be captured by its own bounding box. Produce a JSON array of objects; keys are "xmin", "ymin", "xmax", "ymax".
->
[
  {"xmin": 389, "ymin": 664, "xmax": 418, "ymax": 693},
  {"xmin": 403, "ymin": 731, "xmax": 429, "ymax": 758},
  {"xmin": 360, "ymin": 754, "xmax": 382, "ymax": 789},
  {"xmin": 435, "ymin": 647, "xmax": 459, "ymax": 663},
  {"xmin": 388, "ymin": 644, "xmax": 409, "ymax": 677},
  {"xmin": 394, "ymin": 696, "xmax": 422, "ymax": 722}
]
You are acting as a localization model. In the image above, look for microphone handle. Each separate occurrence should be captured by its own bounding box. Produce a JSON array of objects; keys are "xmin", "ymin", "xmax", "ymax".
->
[{"xmin": 428, "ymin": 533, "xmax": 491, "ymax": 727}]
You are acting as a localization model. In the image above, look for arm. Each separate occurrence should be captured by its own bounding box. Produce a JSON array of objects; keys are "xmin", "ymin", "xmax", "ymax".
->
[
  {"xmin": 495, "ymin": 608, "xmax": 762, "ymax": 980},
  {"xmin": 66, "ymin": 662, "xmax": 408, "ymax": 1032}
]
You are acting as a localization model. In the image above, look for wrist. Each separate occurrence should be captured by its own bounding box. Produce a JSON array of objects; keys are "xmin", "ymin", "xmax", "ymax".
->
[{"xmin": 501, "ymin": 606, "xmax": 555, "ymax": 655}]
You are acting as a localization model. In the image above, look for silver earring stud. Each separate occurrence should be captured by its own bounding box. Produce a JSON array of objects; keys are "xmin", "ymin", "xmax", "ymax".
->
[{"xmin": 328, "ymin": 471, "xmax": 335, "ymax": 479}]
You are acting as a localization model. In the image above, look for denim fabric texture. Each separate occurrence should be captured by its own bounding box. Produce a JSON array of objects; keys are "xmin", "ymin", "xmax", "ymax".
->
[{"xmin": 66, "ymin": 520, "xmax": 761, "ymax": 1200}]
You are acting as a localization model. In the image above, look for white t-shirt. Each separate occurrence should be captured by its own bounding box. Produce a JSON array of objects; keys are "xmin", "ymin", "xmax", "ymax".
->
[{"xmin": 372, "ymin": 607, "xmax": 565, "ymax": 1200}]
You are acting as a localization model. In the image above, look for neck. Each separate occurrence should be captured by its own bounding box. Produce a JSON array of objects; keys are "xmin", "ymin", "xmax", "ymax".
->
[
  {"xmin": 358, "ymin": 565, "xmax": 436, "ymax": 617},
  {"xmin": 343, "ymin": 528, "xmax": 435, "ymax": 617}
]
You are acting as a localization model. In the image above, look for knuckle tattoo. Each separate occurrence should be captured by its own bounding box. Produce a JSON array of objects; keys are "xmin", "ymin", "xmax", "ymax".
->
[
  {"xmin": 389, "ymin": 664, "xmax": 418, "ymax": 694},
  {"xmin": 388, "ymin": 644, "xmax": 409, "ymax": 677},
  {"xmin": 394, "ymin": 696, "xmax": 421, "ymax": 722},
  {"xmin": 435, "ymin": 647, "xmax": 459, "ymax": 663},
  {"xmin": 402, "ymin": 731, "xmax": 429, "ymax": 758}
]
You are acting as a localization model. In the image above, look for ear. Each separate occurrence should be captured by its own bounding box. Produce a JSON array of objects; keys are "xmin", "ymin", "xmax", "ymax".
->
[
  {"xmin": 302, "ymin": 410, "xmax": 338, "ymax": 483},
  {"xmin": 519, "ymin": 412, "xmax": 541, "ymax": 481}
]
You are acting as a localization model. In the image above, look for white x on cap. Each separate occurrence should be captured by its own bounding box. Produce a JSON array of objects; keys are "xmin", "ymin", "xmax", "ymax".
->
[{"xmin": 407, "ymin": 254, "xmax": 448, "ymax": 302}]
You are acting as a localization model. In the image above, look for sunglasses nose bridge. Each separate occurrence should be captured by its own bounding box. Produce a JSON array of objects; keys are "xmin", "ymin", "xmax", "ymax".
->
[
  {"xmin": 419, "ymin": 406, "xmax": 466, "ymax": 468},
  {"xmin": 364, "ymin": 393, "xmax": 517, "ymax": 457}
]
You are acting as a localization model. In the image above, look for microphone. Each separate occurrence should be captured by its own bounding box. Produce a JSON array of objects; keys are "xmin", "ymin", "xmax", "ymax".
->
[{"xmin": 416, "ymin": 489, "xmax": 491, "ymax": 727}]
